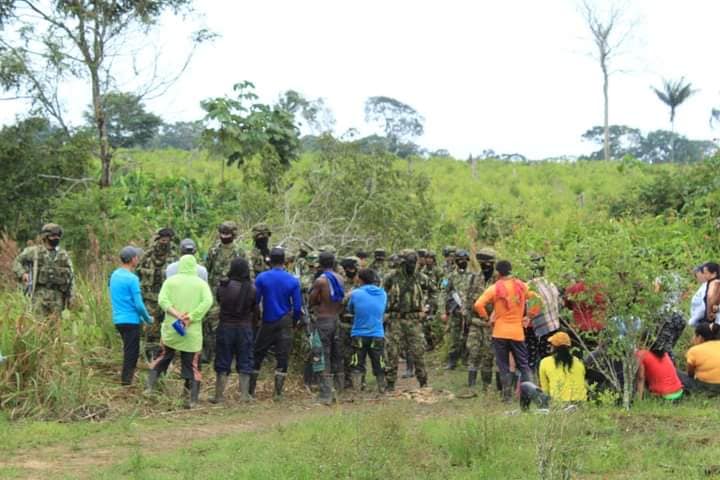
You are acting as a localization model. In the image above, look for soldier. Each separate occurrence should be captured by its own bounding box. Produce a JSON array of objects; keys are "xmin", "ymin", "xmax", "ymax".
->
[
  {"xmin": 355, "ymin": 250, "xmax": 369, "ymax": 269},
  {"xmin": 440, "ymin": 250, "xmax": 474, "ymax": 370},
  {"xmin": 339, "ymin": 257, "xmax": 360, "ymax": 388},
  {"xmin": 466, "ymin": 248, "xmax": 498, "ymax": 388},
  {"xmin": 13, "ymin": 223, "xmax": 75, "ymax": 318},
  {"xmin": 422, "ymin": 251, "xmax": 444, "ymax": 351},
  {"xmin": 293, "ymin": 246, "xmax": 310, "ymax": 279},
  {"xmin": 300, "ymin": 251, "xmax": 321, "ymax": 389},
  {"xmin": 205, "ymin": 222, "xmax": 246, "ymax": 365},
  {"xmin": 383, "ymin": 249, "xmax": 429, "ymax": 390},
  {"xmin": 370, "ymin": 249, "xmax": 387, "ymax": 283},
  {"xmin": 250, "ymin": 224, "xmax": 272, "ymax": 278},
  {"xmin": 442, "ymin": 246, "xmax": 457, "ymax": 277},
  {"xmin": 404, "ymin": 249, "xmax": 429, "ymax": 378},
  {"xmin": 137, "ymin": 228, "xmax": 178, "ymax": 361}
]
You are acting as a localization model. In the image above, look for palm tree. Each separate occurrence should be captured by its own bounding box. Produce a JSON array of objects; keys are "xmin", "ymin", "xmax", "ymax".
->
[
  {"xmin": 652, "ymin": 78, "xmax": 696, "ymax": 162},
  {"xmin": 653, "ymin": 78, "xmax": 696, "ymax": 134}
]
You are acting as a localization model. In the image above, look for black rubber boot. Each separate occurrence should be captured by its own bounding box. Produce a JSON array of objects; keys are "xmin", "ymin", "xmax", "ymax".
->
[
  {"xmin": 239, "ymin": 373, "xmax": 253, "ymax": 402},
  {"xmin": 444, "ymin": 353, "xmax": 458, "ymax": 370},
  {"xmin": 418, "ymin": 375, "xmax": 428, "ymax": 388},
  {"xmin": 375, "ymin": 373, "xmax": 386, "ymax": 394},
  {"xmin": 249, "ymin": 371, "xmax": 259, "ymax": 399},
  {"xmin": 334, "ymin": 373, "xmax": 345, "ymax": 398},
  {"xmin": 273, "ymin": 372, "xmax": 286, "ymax": 401},
  {"xmin": 186, "ymin": 380, "xmax": 200, "ymax": 408},
  {"xmin": 144, "ymin": 369, "xmax": 160, "ymax": 394},
  {"xmin": 209, "ymin": 373, "xmax": 228, "ymax": 404},
  {"xmin": 385, "ymin": 380, "xmax": 395, "ymax": 392},
  {"xmin": 480, "ymin": 370, "xmax": 493, "ymax": 390},
  {"xmin": 500, "ymin": 373, "xmax": 513, "ymax": 403},
  {"xmin": 468, "ymin": 369, "xmax": 478, "ymax": 387},
  {"xmin": 317, "ymin": 374, "xmax": 333, "ymax": 405},
  {"xmin": 351, "ymin": 372, "xmax": 364, "ymax": 393}
]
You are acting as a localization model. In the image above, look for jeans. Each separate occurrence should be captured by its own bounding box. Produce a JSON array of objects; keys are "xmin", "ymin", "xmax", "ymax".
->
[
  {"xmin": 253, "ymin": 315, "xmax": 293, "ymax": 373},
  {"xmin": 214, "ymin": 324, "xmax": 254, "ymax": 375},
  {"xmin": 492, "ymin": 337, "xmax": 532, "ymax": 382}
]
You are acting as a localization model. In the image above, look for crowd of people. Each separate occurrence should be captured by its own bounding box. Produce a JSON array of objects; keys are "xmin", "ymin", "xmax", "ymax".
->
[{"xmin": 11, "ymin": 222, "xmax": 720, "ymax": 410}]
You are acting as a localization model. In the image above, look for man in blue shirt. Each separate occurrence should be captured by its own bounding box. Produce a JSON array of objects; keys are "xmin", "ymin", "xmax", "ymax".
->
[
  {"xmin": 348, "ymin": 269, "xmax": 388, "ymax": 393},
  {"xmin": 109, "ymin": 246, "xmax": 153, "ymax": 385},
  {"xmin": 251, "ymin": 247, "xmax": 304, "ymax": 400}
]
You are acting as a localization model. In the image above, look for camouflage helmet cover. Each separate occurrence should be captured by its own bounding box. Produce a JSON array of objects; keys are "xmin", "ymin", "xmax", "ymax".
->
[
  {"xmin": 41, "ymin": 223, "xmax": 63, "ymax": 238},
  {"xmin": 476, "ymin": 247, "xmax": 498, "ymax": 261},
  {"xmin": 251, "ymin": 223, "xmax": 271, "ymax": 237},
  {"xmin": 455, "ymin": 249, "xmax": 470, "ymax": 260},
  {"xmin": 219, "ymin": 221, "xmax": 238, "ymax": 234},
  {"xmin": 442, "ymin": 245, "xmax": 457, "ymax": 257}
]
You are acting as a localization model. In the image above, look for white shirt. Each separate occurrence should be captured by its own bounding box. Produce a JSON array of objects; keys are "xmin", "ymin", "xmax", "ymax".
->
[{"xmin": 689, "ymin": 282, "xmax": 707, "ymax": 327}]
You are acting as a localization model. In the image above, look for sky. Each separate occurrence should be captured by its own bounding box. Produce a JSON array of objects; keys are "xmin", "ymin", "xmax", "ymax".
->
[{"xmin": 2, "ymin": 0, "xmax": 720, "ymax": 159}]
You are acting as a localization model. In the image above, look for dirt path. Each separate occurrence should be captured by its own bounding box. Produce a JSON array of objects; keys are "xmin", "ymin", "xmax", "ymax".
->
[{"xmin": 2, "ymin": 361, "xmax": 447, "ymax": 479}]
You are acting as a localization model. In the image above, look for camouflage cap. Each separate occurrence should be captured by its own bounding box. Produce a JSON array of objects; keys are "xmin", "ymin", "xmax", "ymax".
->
[
  {"xmin": 476, "ymin": 247, "xmax": 497, "ymax": 261},
  {"xmin": 417, "ymin": 248, "xmax": 428, "ymax": 257},
  {"xmin": 427, "ymin": 251, "xmax": 437, "ymax": 259},
  {"xmin": 219, "ymin": 221, "xmax": 238, "ymax": 234},
  {"xmin": 251, "ymin": 223, "xmax": 271, "ymax": 237},
  {"xmin": 529, "ymin": 253, "xmax": 545, "ymax": 263},
  {"xmin": 319, "ymin": 244, "xmax": 336, "ymax": 255},
  {"xmin": 399, "ymin": 248, "xmax": 417, "ymax": 258},
  {"xmin": 442, "ymin": 245, "xmax": 457, "ymax": 257},
  {"xmin": 41, "ymin": 223, "xmax": 63, "ymax": 238},
  {"xmin": 373, "ymin": 249, "xmax": 386, "ymax": 258}
]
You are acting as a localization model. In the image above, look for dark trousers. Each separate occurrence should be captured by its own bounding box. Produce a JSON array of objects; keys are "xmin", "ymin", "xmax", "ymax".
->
[
  {"xmin": 678, "ymin": 371, "xmax": 720, "ymax": 396},
  {"xmin": 492, "ymin": 337, "xmax": 532, "ymax": 382},
  {"xmin": 215, "ymin": 324, "xmax": 254, "ymax": 375},
  {"xmin": 316, "ymin": 317, "xmax": 343, "ymax": 375},
  {"xmin": 253, "ymin": 315, "xmax": 293, "ymax": 373},
  {"xmin": 116, "ymin": 324, "xmax": 140, "ymax": 385},
  {"xmin": 150, "ymin": 345, "xmax": 202, "ymax": 381},
  {"xmin": 350, "ymin": 336, "xmax": 385, "ymax": 377}
]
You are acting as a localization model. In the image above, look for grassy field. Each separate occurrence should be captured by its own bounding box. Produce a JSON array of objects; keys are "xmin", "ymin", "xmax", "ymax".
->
[{"xmin": 1, "ymin": 362, "xmax": 719, "ymax": 480}]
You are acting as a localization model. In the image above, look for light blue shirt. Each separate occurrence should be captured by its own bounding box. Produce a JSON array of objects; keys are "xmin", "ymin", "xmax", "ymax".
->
[{"xmin": 109, "ymin": 268, "xmax": 151, "ymax": 325}]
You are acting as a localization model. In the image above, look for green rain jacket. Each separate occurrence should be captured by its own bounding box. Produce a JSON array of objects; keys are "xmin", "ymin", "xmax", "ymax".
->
[{"xmin": 158, "ymin": 255, "xmax": 213, "ymax": 353}]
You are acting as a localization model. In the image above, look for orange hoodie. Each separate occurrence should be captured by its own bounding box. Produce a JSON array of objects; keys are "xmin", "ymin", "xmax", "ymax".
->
[{"xmin": 474, "ymin": 277, "xmax": 537, "ymax": 341}]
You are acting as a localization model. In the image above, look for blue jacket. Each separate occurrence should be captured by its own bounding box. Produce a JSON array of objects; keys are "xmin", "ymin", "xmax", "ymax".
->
[
  {"xmin": 348, "ymin": 284, "xmax": 387, "ymax": 338},
  {"xmin": 255, "ymin": 267, "xmax": 303, "ymax": 323},
  {"xmin": 109, "ymin": 268, "xmax": 151, "ymax": 325}
]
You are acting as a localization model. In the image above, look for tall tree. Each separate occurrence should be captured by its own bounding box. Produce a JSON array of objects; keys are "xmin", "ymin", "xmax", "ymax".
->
[
  {"xmin": 581, "ymin": 1, "xmax": 634, "ymax": 161},
  {"xmin": 0, "ymin": 1, "xmax": 212, "ymax": 187},
  {"xmin": 277, "ymin": 90, "xmax": 335, "ymax": 135},
  {"xmin": 364, "ymin": 96, "xmax": 424, "ymax": 157},
  {"xmin": 83, "ymin": 92, "xmax": 162, "ymax": 148},
  {"xmin": 652, "ymin": 78, "xmax": 696, "ymax": 162}
]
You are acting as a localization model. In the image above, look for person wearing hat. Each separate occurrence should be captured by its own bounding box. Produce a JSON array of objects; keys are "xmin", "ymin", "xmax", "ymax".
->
[
  {"xmin": 519, "ymin": 331, "xmax": 587, "ymax": 411},
  {"xmin": 250, "ymin": 224, "xmax": 272, "ymax": 278},
  {"xmin": 421, "ymin": 251, "xmax": 443, "ymax": 352},
  {"xmin": 440, "ymin": 249, "xmax": 475, "ymax": 371},
  {"xmin": 383, "ymin": 249, "xmax": 430, "ymax": 390},
  {"xmin": 146, "ymin": 254, "xmax": 214, "ymax": 408},
  {"xmin": 251, "ymin": 247, "xmax": 304, "ymax": 400},
  {"xmin": 370, "ymin": 249, "xmax": 387, "ymax": 283},
  {"xmin": 355, "ymin": 250, "xmax": 369, "ymax": 269},
  {"xmin": 109, "ymin": 246, "xmax": 152, "ymax": 385},
  {"xmin": 464, "ymin": 248, "xmax": 497, "ymax": 389},
  {"xmin": 137, "ymin": 227, "xmax": 178, "ymax": 361},
  {"xmin": 166, "ymin": 239, "xmax": 208, "ymax": 281},
  {"xmin": 13, "ymin": 223, "xmax": 75, "ymax": 317},
  {"xmin": 205, "ymin": 222, "xmax": 247, "ymax": 365},
  {"xmin": 442, "ymin": 246, "xmax": 457, "ymax": 277}
]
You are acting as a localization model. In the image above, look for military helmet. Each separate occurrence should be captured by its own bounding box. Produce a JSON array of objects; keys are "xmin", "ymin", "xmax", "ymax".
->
[
  {"xmin": 417, "ymin": 248, "xmax": 428, "ymax": 258},
  {"xmin": 41, "ymin": 223, "xmax": 63, "ymax": 238},
  {"xmin": 319, "ymin": 244, "xmax": 336, "ymax": 256},
  {"xmin": 476, "ymin": 247, "xmax": 497, "ymax": 261},
  {"xmin": 251, "ymin": 223, "xmax": 271, "ymax": 237},
  {"xmin": 427, "ymin": 251, "xmax": 437, "ymax": 259},
  {"xmin": 355, "ymin": 250, "xmax": 368, "ymax": 259},
  {"xmin": 218, "ymin": 221, "xmax": 238, "ymax": 235},
  {"xmin": 156, "ymin": 227, "xmax": 175, "ymax": 239},
  {"xmin": 388, "ymin": 253, "xmax": 401, "ymax": 267},
  {"xmin": 373, "ymin": 249, "xmax": 386, "ymax": 258},
  {"xmin": 455, "ymin": 249, "xmax": 470, "ymax": 260},
  {"xmin": 340, "ymin": 256, "xmax": 359, "ymax": 270},
  {"xmin": 530, "ymin": 253, "xmax": 545, "ymax": 263},
  {"xmin": 442, "ymin": 245, "xmax": 457, "ymax": 257}
]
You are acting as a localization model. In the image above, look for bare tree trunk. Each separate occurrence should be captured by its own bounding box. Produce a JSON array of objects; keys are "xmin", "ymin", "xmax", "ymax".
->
[
  {"xmin": 603, "ymin": 65, "xmax": 610, "ymax": 162},
  {"xmin": 91, "ymin": 70, "xmax": 112, "ymax": 188}
]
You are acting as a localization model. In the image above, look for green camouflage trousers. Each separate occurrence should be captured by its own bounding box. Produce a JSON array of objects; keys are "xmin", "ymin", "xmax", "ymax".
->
[
  {"xmin": 466, "ymin": 319, "xmax": 493, "ymax": 374},
  {"xmin": 144, "ymin": 300, "xmax": 164, "ymax": 362},
  {"xmin": 31, "ymin": 287, "xmax": 66, "ymax": 318},
  {"xmin": 340, "ymin": 322, "xmax": 354, "ymax": 380},
  {"xmin": 203, "ymin": 304, "xmax": 220, "ymax": 364},
  {"xmin": 447, "ymin": 311, "xmax": 465, "ymax": 361},
  {"xmin": 385, "ymin": 313, "xmax": 427, "ymax": 385}
]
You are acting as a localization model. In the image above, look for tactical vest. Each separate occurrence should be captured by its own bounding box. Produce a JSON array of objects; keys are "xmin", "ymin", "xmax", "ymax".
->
[{"xmin": 34, "ymin": 248, "xmax": 72, "ymax": 293}]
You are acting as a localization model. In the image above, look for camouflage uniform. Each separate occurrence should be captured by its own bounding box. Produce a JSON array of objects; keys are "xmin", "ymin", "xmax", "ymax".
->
[
  {"xmin": 339, "ymin": 257, "xmax": 359, "ymax": 388},
  {"xmin": 137, "ymin": 230, "xmax": 179, "ymax": 361},
  {"xmin": 250, "ymin": 224, "xmax": 272, "ymax": 278},
  {"xmin": 383, "ymin": 250, "xmax": 429, "ymax": 389},
  {"xmin": 422, "ymin": 253, "xmax": 444, "ymax": 351},
  {"xmin": 204, "ymin": 221, "xmax": 247, "ymax": 363},
  {"xmin": 442, "ymin": 245, "xmax": 457, "ymax": 278},
  {"xmin": 440, "ymin": 253, "xmax": 474, "ymax": 369},
  {"xmin": 13, "ymin": 224, "xmax": 75, "ymax": 318},
  {"xmin": 466, "ymin": 248, "xmax": 497, "ymax": 387},
  {"xmin": 369, "ymin": 249, "xmax": 386, "ymax": 284},
  {"xmin": 300, "ymin": 252, "xmax": 320, "ymax": 388}
]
